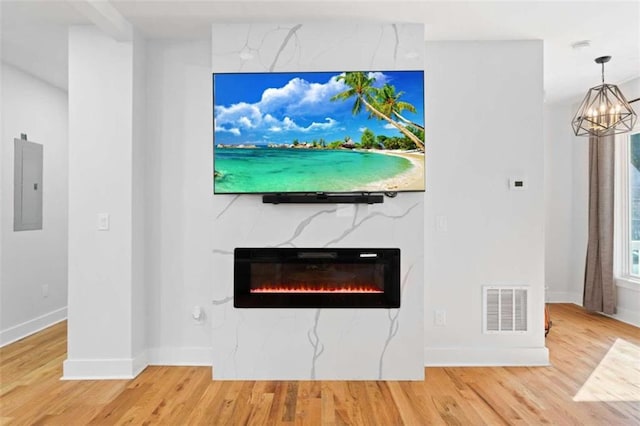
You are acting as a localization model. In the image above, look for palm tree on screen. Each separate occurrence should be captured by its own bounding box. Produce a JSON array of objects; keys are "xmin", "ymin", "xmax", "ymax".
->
[
  {"xmin": 375, "ymin": 83, "xmax": 424, "ymax": 131},
  {"xmin": 331, "ymin": 72, "xmax": 424, "ymax": 151}
]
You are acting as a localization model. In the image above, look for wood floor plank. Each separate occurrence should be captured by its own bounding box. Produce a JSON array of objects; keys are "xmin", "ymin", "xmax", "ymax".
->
[
  {"xmin": 1, "ymin": 304, "xmax": 639, "ymax": 425},
  {"xmin": 282, "ymin": 381, "xmax": 298, "ymax": 422},
  {"xmin": 183, "ymin": 379, "xmax": 225, "ymax": 424},
  {"xmin": 294, "ymin": 380, "xmax": 320, "ymax": 425},
  {"xmin": 149, "ymin": 367, "xmax": 212, "ymax": 424},
  {"xmin": 88, "ymin": 382, "xmax": 153, "ymax": 424},
  {"xmin": 387, "ymin": 381, "xmax": 426, "ymax": 425},
  {"xmin": 331, "ymin": 381, "xmax": 366, "ymax": 425},
  {"xmin": 320, "ymin": 383, "xmax": 336, "ymax": 425},
  {"xmin": 211, "ymin": 380, "xmax": 246, "ymax": 425},
  {"xmin": 265, "ymin": 381, "xmax": 288, "ymax": 425},
  {"xmin": 248, "ymin": 391, "xmax": 274, "ymax": 425},
  {"xmin": 363, "ymin": 381, "xmax": 403, "ymax": 425}
]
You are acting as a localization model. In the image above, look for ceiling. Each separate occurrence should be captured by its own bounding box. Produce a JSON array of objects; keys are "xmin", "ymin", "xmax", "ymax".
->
[{"xmin": 1, "ymin": 1, "xmax": 639, "ymax": 103}]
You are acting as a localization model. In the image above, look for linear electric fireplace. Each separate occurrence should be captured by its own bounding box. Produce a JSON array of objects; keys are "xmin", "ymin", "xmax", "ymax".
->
[{"xmin": 234, "ymin": 248, "xmax": 400, "ymax": 308}]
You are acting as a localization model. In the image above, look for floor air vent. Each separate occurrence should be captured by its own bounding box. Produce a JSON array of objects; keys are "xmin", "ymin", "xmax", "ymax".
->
[{"xmin": 483, "ymin": 286, "xmax": 528, "ymax": 333}]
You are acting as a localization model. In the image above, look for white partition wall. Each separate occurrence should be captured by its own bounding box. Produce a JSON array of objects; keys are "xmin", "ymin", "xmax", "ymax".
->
[
  {"xmin": 210, "ymin": 23, "xmax": 425, "ymax": 380},
  {"xmin": 424, "ymin": 40, "xmax": 548, "ymax": 366},
  {"xmin": 64, "ymin": 26, "xmax": 146, "ymax": 379}
]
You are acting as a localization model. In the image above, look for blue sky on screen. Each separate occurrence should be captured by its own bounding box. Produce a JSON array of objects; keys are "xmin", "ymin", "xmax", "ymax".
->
[{"xmin": 213, "ymin": 71, "xmax": 425, "ymax": 145}]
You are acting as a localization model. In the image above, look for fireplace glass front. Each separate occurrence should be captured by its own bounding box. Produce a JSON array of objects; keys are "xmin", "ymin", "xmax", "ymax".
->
[{"xmin": 234, "ymin": 248, "xmax": 400, "ymax": 308}]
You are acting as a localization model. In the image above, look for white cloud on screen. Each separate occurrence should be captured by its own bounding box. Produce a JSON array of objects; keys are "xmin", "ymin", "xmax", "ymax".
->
[
  {"xmin": 215, "ymin": 125, "xmax": 241, "ymax": 136},
  {"xmin": 215, "ymin": 74, "xmax": 355, "ymax": 137},
  {"xmin": 367, "ymin": 71, "xmax": 388, "ymax": 87}
]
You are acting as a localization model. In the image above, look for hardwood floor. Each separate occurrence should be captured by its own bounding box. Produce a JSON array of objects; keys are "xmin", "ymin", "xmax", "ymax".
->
[{"xmin": 1, "ymin": 303, "xmax": 639, "ymax": 425}]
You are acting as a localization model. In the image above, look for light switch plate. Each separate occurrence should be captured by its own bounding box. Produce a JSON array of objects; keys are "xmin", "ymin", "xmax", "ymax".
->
[
  {"xmin": 98, "ymin": 213, "xmax": 110, "ymax": 231},
  {"xmin": 435, "ymin": 309, "xmax": 446, "ymax": 326}
]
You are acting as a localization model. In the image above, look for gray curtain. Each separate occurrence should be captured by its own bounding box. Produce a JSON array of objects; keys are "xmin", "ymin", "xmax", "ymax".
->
[{"xmin": 583, "ymin": 134, "xmax": 616, "ymax": 315}]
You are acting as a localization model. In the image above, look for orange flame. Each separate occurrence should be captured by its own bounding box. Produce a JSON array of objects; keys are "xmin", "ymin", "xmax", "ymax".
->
[{"xmin": 251, "ymin": 282, "xmax": 383, "ymax": 294}]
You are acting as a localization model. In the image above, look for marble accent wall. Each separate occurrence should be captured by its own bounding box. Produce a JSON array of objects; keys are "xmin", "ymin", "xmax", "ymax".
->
[{"xmin": 211, "ymin": 23, "xmax": 424, "ymax": 380}]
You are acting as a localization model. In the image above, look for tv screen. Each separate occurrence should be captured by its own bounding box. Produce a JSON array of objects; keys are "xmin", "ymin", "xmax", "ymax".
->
[{"xmin": 213, "ymin": 70, "xmax": 425, "ymax": 194}]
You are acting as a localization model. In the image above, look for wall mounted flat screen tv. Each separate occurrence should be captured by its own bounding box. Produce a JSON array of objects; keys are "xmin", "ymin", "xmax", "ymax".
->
[{"xmin": 213, "ymin": 70, "xmax": 425, "ymax": 194}]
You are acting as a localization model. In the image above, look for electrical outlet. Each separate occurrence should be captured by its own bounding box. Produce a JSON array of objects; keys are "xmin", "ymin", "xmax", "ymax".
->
[
  {"xmin": 192, "ymin": 306, "xmax": 203, "ymax": 322},
  {"xmin": 42, "ymin": 284, "xmax": 49, "ymax": 298},
  {"xmin": 98, "ymin": 213, "xmax": 110, "ymax": 231},
  {"xmin": 435, "ymin": 309, "xmax": 446, "ymax": 326}
]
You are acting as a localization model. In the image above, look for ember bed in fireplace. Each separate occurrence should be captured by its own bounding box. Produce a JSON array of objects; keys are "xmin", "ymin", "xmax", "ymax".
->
[{"xmin": 234, "ymin": 248, "xmax": 400, "ymax": 308}]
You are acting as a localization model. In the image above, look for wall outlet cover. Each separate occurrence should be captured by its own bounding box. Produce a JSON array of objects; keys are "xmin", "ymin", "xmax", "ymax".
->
[{"xmin": 98, "ymin": 213, "xmax": 110, "ymax": 231}]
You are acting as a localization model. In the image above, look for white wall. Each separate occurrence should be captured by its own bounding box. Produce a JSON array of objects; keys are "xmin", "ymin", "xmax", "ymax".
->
[
  {"xmin": 64, "ymin": 26, "xmax": 145, "ymax": 379},
  {"xmin": 544, "ymin": 97, "xmax": 592, "ymax": 305},
  {"xmin": 142, "ymin": 33, "xmax": 420, "ymax": 376},
  {"xmin": 424, "ymin": 41, "xmax": 548, "ymax": 365},
  {"xmin": 61, "ymin": 30, "xmax": 548, "ymax": 375},
  {"xmin": 144, "ymin": 40, "xmax": 214, "ymax": 364},
  {"xmin": 544, "ymin": 101, "xmax": 579, "ymax": 303},
  {"xmin": 0, "ymin": 63, "xmax": 68, "ymax": 346},
  {"xmin": 128, "ymin": 36, "xmax": 548, "ymax": 371},
  {"xmin": 132, "ymin": 33, "xmax": 147, "ymax": 366}
]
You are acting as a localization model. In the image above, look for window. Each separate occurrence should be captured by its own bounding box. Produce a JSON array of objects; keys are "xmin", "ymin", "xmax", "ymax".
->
[
  {"xmin": 617, "ymin": 129, "xmax": 640, "ymax": 280},
  {"xmin": 629, "ymin": 132, "xmax": 640, "ymax": 276},
  {"xmin": 628, "ymin": 133, "xmax": 640, "ymax": 277}
]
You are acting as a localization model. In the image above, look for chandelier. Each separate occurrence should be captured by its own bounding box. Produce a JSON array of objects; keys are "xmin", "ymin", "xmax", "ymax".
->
[{"xmin": 571, "ymin": 56, "xmax": 637, "ymax": 137}]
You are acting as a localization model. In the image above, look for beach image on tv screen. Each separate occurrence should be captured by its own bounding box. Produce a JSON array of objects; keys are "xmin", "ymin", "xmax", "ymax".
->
[{"xmin": 213, "ymin": 70, "xmax": 425, "ymax": 194}]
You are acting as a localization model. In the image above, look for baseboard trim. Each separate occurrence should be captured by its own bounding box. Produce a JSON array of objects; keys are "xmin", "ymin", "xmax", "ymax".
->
[
  {"xmin": 147, "ymin": 347, "xmax": 212, "ymax": 366},
  {"xmin": 0, "ymin": 307, "xmax": 67, "ymax": 347},
  {"xmin": 62, "ymin": 355, "xmax": 148, "ymax": 380},
  {"xmin": 546, "ymin": 291, "xmax": 582, "ymax": 304},
  {"xmin": 132, "ymin": 350, "xmax": 149, "ymax": 377},
  {"xmin": 607, "ymin": 306, "xmax": 640, "ymax": 328},
  {"xmin": 424, "ymin": 347, "xmax": 550, "ymax": 367}
]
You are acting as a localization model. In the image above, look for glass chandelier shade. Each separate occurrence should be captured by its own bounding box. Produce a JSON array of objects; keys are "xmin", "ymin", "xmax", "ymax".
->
[{"xmin": 571, "ymin": 56, "xmax": 637, "ymax": 137}]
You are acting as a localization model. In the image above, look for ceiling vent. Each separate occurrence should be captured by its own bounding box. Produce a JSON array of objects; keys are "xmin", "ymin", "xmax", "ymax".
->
[{"xmin": 483, "ymin": 286, "xmax": 528, "ymax": 333}]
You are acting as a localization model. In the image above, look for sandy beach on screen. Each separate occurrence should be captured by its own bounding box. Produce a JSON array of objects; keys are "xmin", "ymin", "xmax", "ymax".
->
[{"xmin": 357, "ymin": 150, "xmax": 425, "ymax": 192}]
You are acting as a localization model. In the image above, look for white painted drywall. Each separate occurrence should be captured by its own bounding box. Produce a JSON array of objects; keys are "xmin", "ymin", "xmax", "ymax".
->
[
  {"xmin": 424, "ymin": 41, "xmax": 548, "ymax": 365},
  {"xmin": 544, "ymin": 101, "xmax": 579, "ymax": 303},
  {"xmin": 64, "ymin": 26, "xmax": 145, "ymax": 378},
  {"xmin": 570, "ymin": 99, "xmax": 590, "ymax": 304},
  {"xmin": 0, "ymin": 63, "xmax": 68, "ymax": 346},
  {"xmin": 132, "ymin": 33, "xmax": 147, "ymax": 368},
  {"xmin": 543, "ymin": 97, "xmax": 591, "ymax": 305},
  {"xmin": 144, "ymin": 40, "xmax": 214, "ymax": 364}
]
